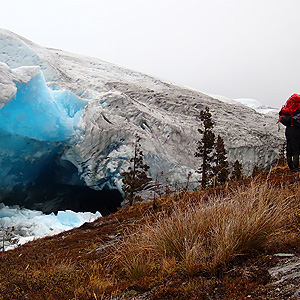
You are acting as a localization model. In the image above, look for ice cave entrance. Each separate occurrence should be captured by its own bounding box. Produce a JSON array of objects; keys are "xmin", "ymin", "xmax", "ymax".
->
[{"xmin": 0, "ymin": 70, "xmax": 123, "ymax": 216}]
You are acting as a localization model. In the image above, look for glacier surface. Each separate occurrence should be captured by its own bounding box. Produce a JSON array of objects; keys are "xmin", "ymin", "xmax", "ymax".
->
[
  {"xmin": 0, "ymin": 28, "xmax": 284, "ymax": 214},
  {"xmin": 210, "ymin": 94, "xmax": 279, "ymax": 115}
]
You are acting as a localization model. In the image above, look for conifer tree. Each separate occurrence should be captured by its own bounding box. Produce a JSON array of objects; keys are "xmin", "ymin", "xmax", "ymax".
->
[
  {"xmin": 231, "ymin": 160, "xmax": 243, "ymax": 180},
  {"xmin": 195, "ymin": 107, "xmax": 215, "ymax": 188},
  {"xmin": 121, "ymin": 134, "xmax": 151, "ymax": 205},
  {"xmin": 1, "ymin": 227, "xmax": 19, "ymax": 258},
  {"xmin": 213, "ymin": 135, "xmax": 229, "ymax": 186}
]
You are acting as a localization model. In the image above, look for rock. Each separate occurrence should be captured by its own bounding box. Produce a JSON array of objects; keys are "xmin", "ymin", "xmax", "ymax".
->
[
  {"xmin": 292, "ymin": 288, "xmax": 300, "ymax": 300},
  {"xmin": 274, "ymin": 253, "xmax": 296, "ymax": 258},
  {"xmin": 268, "ymin": 255, "xmax": 300, "ymax": 298}
]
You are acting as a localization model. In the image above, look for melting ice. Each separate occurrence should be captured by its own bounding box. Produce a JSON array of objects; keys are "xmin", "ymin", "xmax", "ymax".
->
[{"xmin": 0, "ymin": 203, "xmax": 101, "ymax": 249}]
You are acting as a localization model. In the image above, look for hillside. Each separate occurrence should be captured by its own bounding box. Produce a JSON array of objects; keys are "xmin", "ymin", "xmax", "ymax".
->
[{"xmin": 1, "ymin": 166, "xmax": 300, "ymax": 300}]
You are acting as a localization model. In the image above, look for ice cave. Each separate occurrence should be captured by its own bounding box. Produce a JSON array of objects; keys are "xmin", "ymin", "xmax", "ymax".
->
[{"xmin": 0, "ymin": 64, "xmax": 123, "ymax": 217}]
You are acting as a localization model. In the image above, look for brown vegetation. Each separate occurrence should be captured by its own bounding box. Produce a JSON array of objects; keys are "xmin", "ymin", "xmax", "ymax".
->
[{"xmin": 1, "ymin": 166, "xmax": 300, "ymax": 299}]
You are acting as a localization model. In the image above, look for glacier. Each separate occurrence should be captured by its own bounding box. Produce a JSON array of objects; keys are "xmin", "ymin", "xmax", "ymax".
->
[{"xmin": 0, "ymin": 28, "xmax": 284, "ymax": 217}]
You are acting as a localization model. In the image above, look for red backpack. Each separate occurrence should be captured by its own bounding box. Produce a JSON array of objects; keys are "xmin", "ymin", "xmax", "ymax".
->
[{"xmin": 278, "ymin": 94, "xmax": 300, "ymax": 126}]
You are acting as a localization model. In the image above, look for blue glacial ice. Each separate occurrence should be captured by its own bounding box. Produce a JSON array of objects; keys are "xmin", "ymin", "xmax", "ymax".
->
[
  {"xmin": 0, "ymin": 65, "xmax": 86, "ymax": 193},
  {"xmin": 0, "ymin": 72, "xmax": 86, "ymax": 141}
]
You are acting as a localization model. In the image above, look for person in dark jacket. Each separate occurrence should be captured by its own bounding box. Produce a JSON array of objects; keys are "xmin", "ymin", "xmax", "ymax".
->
[
  {"xmin": 285, "ymin": 112, "xmax": 300, "ymax": 172},
  {"xmin": 279, "ymin": 94, "xmax": 300, "ymax": 172}
]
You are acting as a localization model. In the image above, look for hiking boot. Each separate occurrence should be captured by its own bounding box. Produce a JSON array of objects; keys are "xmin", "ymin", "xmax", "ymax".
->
[
  {"xmin": 293, "ymin": 155, "xmax": 300, "ymax": 170},
  {"xmin": 287, "ymin": 156, "xmax": 293, "ymax": 171}
]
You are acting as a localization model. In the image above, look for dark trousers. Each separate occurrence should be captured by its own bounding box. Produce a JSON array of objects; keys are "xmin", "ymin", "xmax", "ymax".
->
[{"xmin": 285, "ymin": 126, "xmax": 300, "ymax": 170}]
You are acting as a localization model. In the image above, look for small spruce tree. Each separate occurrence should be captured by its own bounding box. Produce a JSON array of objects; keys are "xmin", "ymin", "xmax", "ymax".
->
[
  {"xmin": 195, "ymin": 107, "xmax": 215, "ymax": 188},
  {"xmin": 231, "ymin": 160, "xmax": 243, "ymax": 180},
  {"xmin": 1, "ymin": 227, "xmax": 19, "ymax": 258},
  {"xmin": 121, "ymin": 134, "xmax": 151, "ymax": 205},
  {"xmin": 213, "ymin": 135, "xmax": 229, "ymax": 186}
]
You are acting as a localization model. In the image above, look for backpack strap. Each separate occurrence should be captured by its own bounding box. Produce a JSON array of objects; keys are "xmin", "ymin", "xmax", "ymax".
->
[{"xmin": 277, "ymin": 115, "xmax": 282, "ymax": 124}]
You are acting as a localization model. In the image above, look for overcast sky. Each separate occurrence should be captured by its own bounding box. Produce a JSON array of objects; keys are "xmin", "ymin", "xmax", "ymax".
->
[{"xmin": 1, "ymin": 0, "xmax": 300, "ymax": 108}]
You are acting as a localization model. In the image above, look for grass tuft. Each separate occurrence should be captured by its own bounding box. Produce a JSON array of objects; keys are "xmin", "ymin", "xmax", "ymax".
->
[{"xmin": 115, "ymin": 180, "xmax": 300, "ymax": 277}]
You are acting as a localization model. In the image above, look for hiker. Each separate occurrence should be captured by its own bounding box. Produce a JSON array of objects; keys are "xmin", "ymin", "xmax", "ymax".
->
[
  {"xmin": 279, "ymin": 94, "xmax": 300, "ymax": 172},
  {"xmin": 286, "ymin": 123, "xmax": 300, "ymax": 172}
]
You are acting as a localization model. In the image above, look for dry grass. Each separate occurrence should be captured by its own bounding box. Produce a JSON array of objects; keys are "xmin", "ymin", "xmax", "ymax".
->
[
  {"xmin": 115, "ymin": 179, "xmax": 300, "ymax": 278},
  {"xmin": 1, "ymin": 169, "xmax": 300, "ymax": 299}
]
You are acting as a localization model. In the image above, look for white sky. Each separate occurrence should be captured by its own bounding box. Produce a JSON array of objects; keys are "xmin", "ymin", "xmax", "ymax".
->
[{"xmin": 1, "ymin": 0, "xmax": 300, "ymax": 108}]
